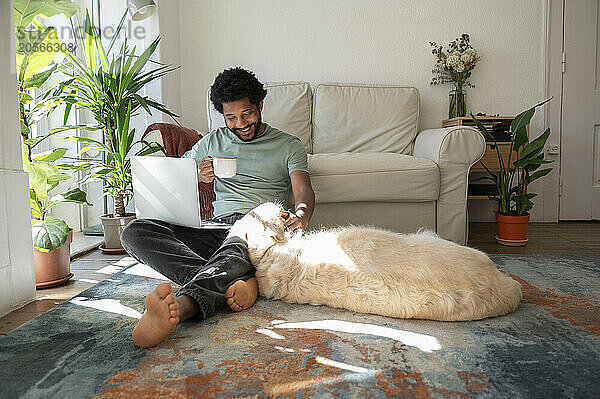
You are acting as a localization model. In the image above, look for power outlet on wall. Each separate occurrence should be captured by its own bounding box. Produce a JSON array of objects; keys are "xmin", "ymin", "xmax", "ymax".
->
[{"xmin": 547, "ymin": 145, "xmax": 560, "ymax": 155}]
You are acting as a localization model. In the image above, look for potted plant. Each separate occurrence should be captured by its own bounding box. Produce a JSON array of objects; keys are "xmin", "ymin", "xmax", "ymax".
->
[
  {"xmin": 430, "ymin": 34, "xmax": 481, "ymax": 118},
  {"xmin": 63, "ymin": 101, "xmax": 145, "ymax": 249},
  {"xmin": 14, "ymin": 0, "xmax": 93, "ymax": 287},
  {"xmin": 52, "ymin": 10, "xmax": 177, "ymax": 249},
  {"xmin": 471, "ymin": 98, "xmax": 554, "ymax": 246},
  {"xmin": 27, "ymin": 159, "xmax": 91, "ymax": 287}
]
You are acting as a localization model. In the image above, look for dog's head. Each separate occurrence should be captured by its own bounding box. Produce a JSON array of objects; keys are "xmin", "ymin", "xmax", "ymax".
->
[{"xmin": 228, "ymin": 202, "xmax": 287, "ymax": 261}]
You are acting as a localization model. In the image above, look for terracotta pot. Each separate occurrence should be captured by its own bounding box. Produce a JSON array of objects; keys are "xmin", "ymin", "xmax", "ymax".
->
[
  {"xmin": 100, "ymin": 213, "xmax": 136, "ymax": 249},
  {"xmin": 34, "ymin": 229, "xmax": 73, "ymax": 289},
  {"xmin": 496, "ymin": 213, "xmax": 530, "ymax": 244}
]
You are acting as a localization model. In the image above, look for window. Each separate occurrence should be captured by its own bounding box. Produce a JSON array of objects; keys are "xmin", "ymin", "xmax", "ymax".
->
[{"xmin": 27, "ymin": 0, "xmax": 163, "ymax": 235}]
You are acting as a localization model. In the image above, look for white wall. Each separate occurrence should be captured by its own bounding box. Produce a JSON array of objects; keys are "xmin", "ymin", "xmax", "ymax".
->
[
  {"xmin": 0, "ymin": 0, "xmax": 36, "ymax": 318},
  {"xmin": 160, "ymin": 0, "xmax": 558, "ymax": 221}
]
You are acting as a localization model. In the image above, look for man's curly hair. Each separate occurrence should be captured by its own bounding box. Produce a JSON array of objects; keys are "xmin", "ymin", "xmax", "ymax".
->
[{"xmin": 210, "ymin": 67, "xmax": 267, "ymax": 114}]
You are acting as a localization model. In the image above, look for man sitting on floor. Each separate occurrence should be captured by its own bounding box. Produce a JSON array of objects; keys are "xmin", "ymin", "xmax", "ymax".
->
[{"xmin": 121, "ymin": 67, "xmax": 315, "ymax": 347}]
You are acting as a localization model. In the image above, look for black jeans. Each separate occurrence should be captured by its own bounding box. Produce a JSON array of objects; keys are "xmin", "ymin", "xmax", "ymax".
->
[{"xmin": 120, "ymin": 213, "xmax": 253, "ymax": 320}]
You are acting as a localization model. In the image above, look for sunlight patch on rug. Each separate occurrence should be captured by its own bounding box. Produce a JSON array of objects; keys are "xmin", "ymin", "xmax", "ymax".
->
[
  {"xmin": 256, "ymin": 328, "xmax": 285, "ymax": 339},
  {"xmin": 315, "ymin": 356, "xmax": 373, "ymax": 373},
  {"xmin": 271, "ymin": 319, "xmax": 442, "ymax": 352},
  {"xmin": 70, "ymin": 297, "xmax": 143, "ymax": 319}
]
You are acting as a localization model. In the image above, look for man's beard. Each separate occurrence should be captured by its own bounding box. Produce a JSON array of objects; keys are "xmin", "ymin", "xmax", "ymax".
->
[{"xmin": 228, "ymin": 115, "xmax": 263, "ymax": 142}]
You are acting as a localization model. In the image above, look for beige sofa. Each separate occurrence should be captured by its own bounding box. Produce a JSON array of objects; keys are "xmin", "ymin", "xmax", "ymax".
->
[{"xmin": 148, "ymin": 82, "xmax": 485, "ymax": 244}]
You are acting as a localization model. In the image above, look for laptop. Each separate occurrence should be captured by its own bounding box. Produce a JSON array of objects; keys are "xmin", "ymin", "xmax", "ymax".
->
[{"xmin": 131, "ymin": 156, "xmax": 230, "ymax": 229}]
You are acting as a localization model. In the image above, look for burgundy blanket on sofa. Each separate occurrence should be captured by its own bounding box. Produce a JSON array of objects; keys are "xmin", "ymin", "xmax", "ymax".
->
[{"xmin": 141, "ymin": 123, "xmax": 216, "ymax": 220}]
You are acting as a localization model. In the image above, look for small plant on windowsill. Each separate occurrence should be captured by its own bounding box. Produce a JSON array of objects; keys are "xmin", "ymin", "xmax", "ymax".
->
[{"xmin": 471, "ymin": 98, "xmax": 554, "ymax": 246}]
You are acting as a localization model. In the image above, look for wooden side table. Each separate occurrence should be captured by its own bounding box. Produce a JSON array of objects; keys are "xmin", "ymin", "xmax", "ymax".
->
[{"xmin": 442, "ymin": 117, "xmax": 517, "ymax": 199}]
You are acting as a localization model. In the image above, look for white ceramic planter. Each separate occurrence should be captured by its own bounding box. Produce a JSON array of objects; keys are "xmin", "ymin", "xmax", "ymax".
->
[{"xmin": 100, "ymin": 214, "xmax": 136, "ymax": 249}]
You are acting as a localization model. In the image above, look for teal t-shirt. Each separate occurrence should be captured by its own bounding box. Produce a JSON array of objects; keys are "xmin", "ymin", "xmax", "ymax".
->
[{"xmin": 182, "ymin": 123, "xmax": 309, "ymax": 219}]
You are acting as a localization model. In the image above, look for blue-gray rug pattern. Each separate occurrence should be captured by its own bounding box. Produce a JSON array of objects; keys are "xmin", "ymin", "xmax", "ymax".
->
[{"xmin": 0, "ymin": 254, "xmax": 599, "ymax": 398}]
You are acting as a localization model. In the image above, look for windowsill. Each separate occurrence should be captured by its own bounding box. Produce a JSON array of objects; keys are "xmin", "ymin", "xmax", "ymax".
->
[{"xmin": 70, "ymin": 231, "xmax": 104, "ymax": 259}]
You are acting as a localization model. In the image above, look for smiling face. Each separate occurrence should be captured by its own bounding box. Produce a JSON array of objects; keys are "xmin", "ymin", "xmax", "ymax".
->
[{"xmin": 222, "ymin": 97, "xmax": 265, "ymax": 142}]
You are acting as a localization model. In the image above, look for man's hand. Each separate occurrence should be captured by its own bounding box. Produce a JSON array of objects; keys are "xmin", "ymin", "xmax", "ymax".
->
[
  {"xmin": 280, "ymin": 210, "xmax": 308, "ymax": 232},
  {"xmin": 198, "ymin": 157, "xmax": 215, "ymax": 183},
  {"xmin": 289, "ymin": 171, "xmax": 314, "ymax": 231}
]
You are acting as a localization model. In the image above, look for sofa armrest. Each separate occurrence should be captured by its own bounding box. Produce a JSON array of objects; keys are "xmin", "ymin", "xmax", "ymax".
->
[{"xmin": 413, "ymin": 126, "xmax": 485, "ymax": 245}]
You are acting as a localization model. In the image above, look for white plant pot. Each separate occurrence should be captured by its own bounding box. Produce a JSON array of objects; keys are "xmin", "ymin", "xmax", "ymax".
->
[{"xmin": 100, "ymin": 213, "xmax": 136, "ymax": 249}]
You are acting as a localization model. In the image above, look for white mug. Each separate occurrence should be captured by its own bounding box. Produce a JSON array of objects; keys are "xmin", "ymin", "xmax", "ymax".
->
[{"xmin": 212, "ymin": 157, "xmax": 237, "ymax": 178}]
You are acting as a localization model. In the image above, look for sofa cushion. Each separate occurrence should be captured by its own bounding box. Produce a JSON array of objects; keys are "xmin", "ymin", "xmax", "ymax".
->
[
  {"xmin": 207, "ymin": 81, "xmax": 312, "ymax": 152},
  {"xmin": 312, "ymin": 83, "xmax": 419, "ymax": 155},
  {"xmin": 308, "ymin": 152, "xmax": 439, "ymax": 203}
]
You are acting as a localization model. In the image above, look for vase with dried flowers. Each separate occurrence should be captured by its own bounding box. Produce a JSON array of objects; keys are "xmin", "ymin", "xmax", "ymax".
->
[{"xmin": 430, "ymin": 34, "xmax": 481, "ymax": 118}]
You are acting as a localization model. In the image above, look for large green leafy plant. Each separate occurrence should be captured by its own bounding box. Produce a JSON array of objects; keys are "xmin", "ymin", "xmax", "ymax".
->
[
  {"xmin": 471, "ymin": 99, "xmax": 553, "ymax": 216},
  {"xmin": 15, "ymin": 0, "xmax": 91, "ymax": 251},
  {"xmin": 54, "ymin": 10, "xmax": 175, "ymax": 217},
  {"xmin": 26, "ymin": 158, "xmax": 91, "ymax": 251}
]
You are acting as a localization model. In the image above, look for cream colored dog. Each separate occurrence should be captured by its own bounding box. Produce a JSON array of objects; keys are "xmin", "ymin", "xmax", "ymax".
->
[{"xmin": 228, "ymin": 203, "xmax": 522, "ymax": 321}]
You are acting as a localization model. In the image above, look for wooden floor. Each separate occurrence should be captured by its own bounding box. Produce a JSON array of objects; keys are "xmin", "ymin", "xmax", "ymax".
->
[
  {"xmin": 468, "ymin": 221, "xmax": 600, "ymax": 255},
  {"xmin": 1, "ymin": 221, "xmax": 599, "ymax": 336},
  {"xmin": 0, "ymin": 250, "xmax": 138, "ymax": 337}
]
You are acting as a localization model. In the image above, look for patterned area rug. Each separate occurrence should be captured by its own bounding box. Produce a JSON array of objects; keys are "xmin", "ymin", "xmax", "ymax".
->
[{"xmin": 0, "ymin": 254, "xmax": 599, "ymax": 398}]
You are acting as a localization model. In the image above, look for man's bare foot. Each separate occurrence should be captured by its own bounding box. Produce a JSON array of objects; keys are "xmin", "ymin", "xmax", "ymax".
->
[
  {"xmin": 132, "ymin": 282, "xmax": 180, "ymax": 348},
  {"xmin": 225, "ymin": 277, "xmax": 258, "ymax": 311}
]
